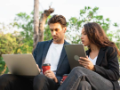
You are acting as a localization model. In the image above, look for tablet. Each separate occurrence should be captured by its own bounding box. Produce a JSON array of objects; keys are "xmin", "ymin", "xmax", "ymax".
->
[
  {"xmin": 64, "ymin": 44, "xmax": 86, "ymax": 69},
  {"xmin": 2, "ymin": 54, "xmax": 40, "ymax": 76}
]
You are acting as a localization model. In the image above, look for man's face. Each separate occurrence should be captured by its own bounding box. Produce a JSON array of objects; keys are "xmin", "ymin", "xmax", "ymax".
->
[{"xmin": 49, "ymin": 23, "xmax": 66, "ymax": 44}]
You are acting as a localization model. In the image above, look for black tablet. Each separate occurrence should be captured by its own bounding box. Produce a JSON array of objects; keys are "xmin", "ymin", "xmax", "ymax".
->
[{"xmin": 64, "ymin": 44, "xmax": 86, "ymax": 69}]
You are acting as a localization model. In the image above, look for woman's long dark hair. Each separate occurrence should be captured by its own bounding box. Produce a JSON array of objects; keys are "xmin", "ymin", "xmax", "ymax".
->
[{"xmin": 84, "ymin": 22, "xmax": 120, "ymax": 56}]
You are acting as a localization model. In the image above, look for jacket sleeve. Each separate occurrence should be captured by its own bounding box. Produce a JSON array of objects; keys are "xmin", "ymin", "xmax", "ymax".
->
[{"xmin": 94, "ymin": 47, "xmax": 119, "ymax": 81}]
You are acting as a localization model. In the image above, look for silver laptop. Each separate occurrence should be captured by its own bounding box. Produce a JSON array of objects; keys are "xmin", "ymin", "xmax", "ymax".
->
[
  {"xmin": 64, "ymin": 44, "xmax": 86, "ymax": 69},
  {"xmin": 2, "ymin": 54, "xmax": 40, "ymax": 76}
]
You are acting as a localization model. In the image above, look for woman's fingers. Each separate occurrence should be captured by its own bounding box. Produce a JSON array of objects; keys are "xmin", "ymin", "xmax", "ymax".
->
[
  {"xmin": 79, "ymin": 56, "xmax": 89, "ymax": 61},
  {"xmin": 78, "ymin": 60, "xmax": 89, "ymax": 64},
  {"xmin": 78, "ymin": 60, "xmax": 89, "ymax": 68}
]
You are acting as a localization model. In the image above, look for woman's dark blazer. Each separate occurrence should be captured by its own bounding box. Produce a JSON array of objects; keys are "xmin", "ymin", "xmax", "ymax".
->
[{"xmin": 86, "ymin": 46, "xmax": 119, "ymax": 90}]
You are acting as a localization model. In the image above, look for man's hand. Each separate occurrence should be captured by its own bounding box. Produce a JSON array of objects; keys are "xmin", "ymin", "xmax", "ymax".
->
[
  {"xmin": 44, "ymin": 70, "xmax": 58, "ymax": 83},
  {"xmin": 78, "ymin": 56, "xmax": 95, "ymax": 71},
  {"xmin": 36, "ymin": 64, "xmax": 41, "ymax": 72}
]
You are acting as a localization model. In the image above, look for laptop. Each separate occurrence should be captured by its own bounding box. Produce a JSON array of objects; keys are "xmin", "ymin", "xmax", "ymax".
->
[
  {"xmin": 64, "ymin": 44, "xmax": 86, "ymax": 69},
  {"xmin": 2, "ymin": 54, "xmax": 40, "ymax": 76}
]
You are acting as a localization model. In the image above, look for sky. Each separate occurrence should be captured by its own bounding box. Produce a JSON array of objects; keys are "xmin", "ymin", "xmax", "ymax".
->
[{"xmin": 0, "ymin": 0, "xmax": 120, "ymax": 32}]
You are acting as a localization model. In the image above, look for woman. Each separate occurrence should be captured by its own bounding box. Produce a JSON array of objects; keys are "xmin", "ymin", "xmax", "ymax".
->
[{"xmin": 58, "ymin": 22, "xmax": 120, "ymax": 90}]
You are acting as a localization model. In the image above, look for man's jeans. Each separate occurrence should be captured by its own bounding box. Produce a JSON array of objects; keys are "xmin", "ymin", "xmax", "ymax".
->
[
  {"xmin": 58, "ymin": 66, "xmax": 113, "ymax": 90},
  {"xmin": 0, "ymin": 74, "xmax": 59, "ymax": 90}
]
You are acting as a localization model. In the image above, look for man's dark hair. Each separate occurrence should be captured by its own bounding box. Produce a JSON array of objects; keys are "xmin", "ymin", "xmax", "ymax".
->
[{"xmin": 48, "ymin": 15, "xmax": 67, "ymax": 27}]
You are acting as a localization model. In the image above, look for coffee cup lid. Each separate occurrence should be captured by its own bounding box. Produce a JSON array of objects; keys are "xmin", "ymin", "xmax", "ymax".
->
[{"xmin": 42, "ymin": 63, "xmax": 51, "ymax": 66}]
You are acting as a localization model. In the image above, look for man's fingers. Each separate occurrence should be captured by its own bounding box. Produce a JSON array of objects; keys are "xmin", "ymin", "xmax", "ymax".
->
[
  {"xmin": 44, "ymin": 70, "xmax": 53, "ymax": 76},
  {"xmin": 45, "ymin": 73, "xmax": 53, "ymax": 79},
  {"xmin": 36, "ymin": 64, "xmax": 39, "ymax": 67},
  {"xmin": 36, "ymin": 64, "xmax": 41, "ymax": 72},
  {"xmin": 44, "ymin": 70, "xmax": 51, "ymax": 74},
  {"xmin": 45, "ymin": 73, "xmax": 50, "ymax": 77},
  {"xmin": 38, "ymin": 69, "xmax": 41, "ymax": 72}
]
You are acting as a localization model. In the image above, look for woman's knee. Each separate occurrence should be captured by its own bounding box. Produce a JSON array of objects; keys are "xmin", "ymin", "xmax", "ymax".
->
[
  {"xmin": 78, "ymin": 81, "xmax": 92, "ymax": 90},
  {"xmin": 71, "ymin": 66, "xmax": 86, "ymax": 73},
  {"xmin": 79, "ymin": 81, "xmax": 90, "ymax": 86}
]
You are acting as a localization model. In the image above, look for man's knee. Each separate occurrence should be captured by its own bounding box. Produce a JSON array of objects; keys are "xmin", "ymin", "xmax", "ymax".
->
[
  {"xmin": 34, "ymin": 74, "xmax": 46, "ymax": 83},
  {"xmin": 0, "ymin": 74, "xmax": 14, "ymax": 89},
  {"xmin": 0, "ymin": 74, "xmax": 17, "ymax": 81},
  {"xmin": 33, "ymin": 74, "xmax": 48, "ymax": 90},
  {"xmin": 33, "ymin": 75, "xmax": 47, "ymax": 86},
  {"xmin": 0, "ymin": 74, "xmax": 12, "ymax": 83}
]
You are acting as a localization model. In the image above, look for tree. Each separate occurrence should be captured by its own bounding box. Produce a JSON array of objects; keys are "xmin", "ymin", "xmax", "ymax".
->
[
  {"xmin": 66, "ymin": 6, "xmax": 118, "ymax": 44},
  {"xmin": 13, "ymin": 12, "xmax": 34, "ymax": 53},
  {"xmin": 33, "ymin": 0, "xmax": 39, "ymax": 51},
  {"xmin": 0, "ymin": 33, "xmax": 17, "ymax": 74},
  {"xmin": 33, "ymin": 7, "xmax": 54, "ymax": 51},
  {"xmin": 13, "ymin": 11, "xmax": 53, "ymax": 53},
  {"xmin": 0, "ymin": 33, "xmax": 17, "ymax": 57},
  {"xmin": 44, "ymin": 15, "xmax": 52, "ymax": 41},
  {"xmin": 107, "ymin": 29, "xmax": 120, "ymax": 60},
  {"xmin": 65, "ymin": 6, "xmax": 120, "ymax": 62}
]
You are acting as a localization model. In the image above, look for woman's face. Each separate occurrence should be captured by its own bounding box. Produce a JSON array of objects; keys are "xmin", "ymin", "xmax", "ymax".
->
[{"xmin": 81, "ymin": 28, "xmax": 90, "ymax": 46}]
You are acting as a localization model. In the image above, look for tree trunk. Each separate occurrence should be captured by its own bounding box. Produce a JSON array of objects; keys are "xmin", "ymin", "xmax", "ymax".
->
[
  {"xmin": 33, "ymin": 6, "xmax": 54, "ymax": 51},
  {"xmin": 33, "ymin": 0, "xmax": 39, "ymax": 52},
  {"xmin": 39, "ymin": 7, "xmax": 54, "ymax": 41}
]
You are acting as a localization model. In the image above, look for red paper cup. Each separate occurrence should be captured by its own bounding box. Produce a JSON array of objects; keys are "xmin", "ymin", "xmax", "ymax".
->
[
  {"xmin": 42, "ymin": 63, "xmax": 51, "ymax": 74},
  {"xmin": 62, "ymin": 74, "xmax": 68, "ymax": 82}
]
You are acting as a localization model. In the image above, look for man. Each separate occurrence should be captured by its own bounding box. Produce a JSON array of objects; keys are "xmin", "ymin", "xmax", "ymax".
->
[{"xmin": 0, "ymin": 15, "xmax": 71, "ymax": 90}]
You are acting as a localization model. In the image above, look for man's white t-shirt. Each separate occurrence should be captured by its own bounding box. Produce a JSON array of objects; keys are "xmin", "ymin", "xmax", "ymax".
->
[{"xmin": 43, "ymin": 42, "xmax": 63, "ymax": 74}]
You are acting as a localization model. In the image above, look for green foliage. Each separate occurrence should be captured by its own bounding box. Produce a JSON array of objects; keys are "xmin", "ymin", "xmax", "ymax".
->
[
  {"xmin": 113, "ymin": 23, "xmax": 119, "ymax": 27},
  {"xmin": 66, "ymin": 6, "xmax": 117, "ymax": 44},
  {"xmin": 13, "ymin": 12, "xmax": 52, "ymax": 51},
  {"xmin": 0, "ymin": 33, "xmax": 17, "ymax": 74},
  {"xmin": 13, "ymin": 12, "xmax": 34, "ymax": 53},
  {"xmin": 44, "ymin": 15, "xmax": 52, "ymax": 41},
  {"xmin": 107, "ymin": 29, "xmax": 120, "ymax": 50},
  {"xmin": 44, "ymin": 25, "xmax": 52, "ymax": 41},
  {"xmin": 0, "ymin": 57, "xmax": 9, "ymax": 75},
  {"xmin": 0, "ymin": 12, "xmax": 53, "ymax": 74},
  {"xmin": 0, "ymin": 33, "xmax": 17, "ymax": 56}
]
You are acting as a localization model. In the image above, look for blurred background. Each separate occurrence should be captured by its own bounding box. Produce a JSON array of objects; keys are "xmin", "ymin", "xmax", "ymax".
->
[{"xmin": 0, "ymin": 0, "xmax": 120, "ymax": 75}]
